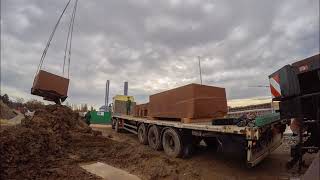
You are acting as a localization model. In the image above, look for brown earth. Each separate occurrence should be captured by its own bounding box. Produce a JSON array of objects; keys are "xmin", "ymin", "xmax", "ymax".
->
[
  {"xmin": 0, "ymin": 105, "xmax": 316, "ymax": 180},
  {"xmin": 0, "ymin": 105, "xmax": 99, "ymax": 179},
  {"xmin": 1, "ymin": 104, "xmax": 199, "ymax": 179}
]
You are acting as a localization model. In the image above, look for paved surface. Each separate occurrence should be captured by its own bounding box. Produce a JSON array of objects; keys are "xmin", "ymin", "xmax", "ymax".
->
[
  {"xmin": 0, "ymin": 110, "xmax": 24, "ymax": 125},
  {"xmin": 81, "ymin": 162, "xmax": 141, "ymax": 180},
  {"xmin": 9, "ymin": 110, "xmax": 24, "ymax": 124}
]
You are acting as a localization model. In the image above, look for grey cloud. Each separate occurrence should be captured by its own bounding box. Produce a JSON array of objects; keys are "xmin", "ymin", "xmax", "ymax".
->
[{"xmin": 1, "ymin": 0, "xmax": 319, "ymax": 107}]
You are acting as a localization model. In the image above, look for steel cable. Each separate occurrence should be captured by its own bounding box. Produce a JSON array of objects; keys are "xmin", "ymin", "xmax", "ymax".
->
[
  {"xmin": 67, "ymin": 0, "xmax": 78, "ymax": 78},
  {"xmin": 35, "ymin": 0, "xmax": 72, "ymax": 78}
]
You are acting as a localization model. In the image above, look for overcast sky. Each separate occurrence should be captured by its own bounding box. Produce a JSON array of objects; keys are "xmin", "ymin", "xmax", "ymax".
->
[{"xmin": 1, "ymin": 0, "xmax": 319, "ymax": 107}]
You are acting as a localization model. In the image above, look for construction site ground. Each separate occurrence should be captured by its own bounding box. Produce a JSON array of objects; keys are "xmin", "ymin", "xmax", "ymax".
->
[
  {"xmin": 90, "ymin": 124, "xmax": 316, "ymax": 180},
  {"xmin": 0, "ymin": 104, "xmax": 316, "ymax": 180}
]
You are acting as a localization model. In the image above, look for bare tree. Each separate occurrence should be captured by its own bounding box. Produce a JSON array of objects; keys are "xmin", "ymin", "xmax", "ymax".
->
[
  {"xmin": 82, "ymin": 104, "xmax": 88, "ymax": 112},
  {"xmin": 2, "ymin": 94, "xmax": 9, "ymax": 104},
  {"xmin": 16, "ymin": 97, "xmax": 25, "ymax": 104}
]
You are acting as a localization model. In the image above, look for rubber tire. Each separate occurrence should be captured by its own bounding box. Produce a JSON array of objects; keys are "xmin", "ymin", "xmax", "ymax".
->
[
  {"xmin": 111, "ymin": 118, "xmax": 115, "ymax": 129},
  {"xmin": 138, "ymin": 123, "xmax": 148, "ymax": 145},
  {"xmin": 162, "ymin": 128, "xmax": 183, "ymax": 158},
  {"xmin": 148, "ymin": 125, "xmax": 162, "ymax": 150}
]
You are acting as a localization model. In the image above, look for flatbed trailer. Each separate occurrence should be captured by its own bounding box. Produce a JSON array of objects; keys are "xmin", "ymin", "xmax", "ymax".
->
[{"xmin": 111, "ymin": 114, "xmax": 287, "ymax": 167}]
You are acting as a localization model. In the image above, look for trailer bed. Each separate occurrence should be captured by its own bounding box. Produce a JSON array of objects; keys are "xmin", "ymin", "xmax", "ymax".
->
[
  {"xmin": 113, "ymin": 114, "xmax": 284, "ymax": 139},
  {"xmin": 112, "ymin": 114, "xmax": 287, "ymax": 167}
]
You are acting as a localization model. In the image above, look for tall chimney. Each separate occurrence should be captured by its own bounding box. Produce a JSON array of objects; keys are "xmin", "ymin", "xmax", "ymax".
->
[
  {"xmin": 124, "ymin": 81, "xmax": 128, "ymax": 96},
  {"xmin": 105, "ymin": 80, "xmax": 110, "ymax": 110}
]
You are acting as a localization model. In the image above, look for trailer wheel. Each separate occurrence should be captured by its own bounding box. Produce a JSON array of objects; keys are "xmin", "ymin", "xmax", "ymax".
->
[
  {"xmin": 162, "ymin": 128, "xmax": 183, "ymax": 158},
  {"xmin": 111, "ymin": 118, "xmax": 115, "ymax": 129},
  {"xmin": 148, "ymin": 125, "xmax": 162, "ymax": 150},
  {"xmin": 138, "ymin": 123, "xmax": 148, "ymax": 145}
]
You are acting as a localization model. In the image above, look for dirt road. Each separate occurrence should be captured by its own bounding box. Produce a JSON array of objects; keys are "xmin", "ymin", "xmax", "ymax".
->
[{"xmin": 91, "ymin": 124, "xmax": 316, "ymax": 180}]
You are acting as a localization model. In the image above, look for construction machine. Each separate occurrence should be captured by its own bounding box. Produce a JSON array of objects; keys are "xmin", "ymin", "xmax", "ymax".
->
[{"xmin": 269, "ymin": 53, "xmax": 320, "ymax": 170}]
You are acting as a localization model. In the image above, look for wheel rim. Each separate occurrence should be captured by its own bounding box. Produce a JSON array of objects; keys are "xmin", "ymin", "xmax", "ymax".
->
[
  {"xmin": 115, "ymin": 120, "xmax": 119, "ymax": 131},
  {"xmin": 169, "ymin": 137, "xmax": 175, "ymax": 149},
  {"xmin": 150, "ymin": 131, "xmax": 156, "ymax": 145},
  {"xmin": 138, "ymin": 127, "xmax": 144, "ymax": 141},
  {"xmin": 165, "ymin": 133, "xmax": 175, "ymax": 153}
]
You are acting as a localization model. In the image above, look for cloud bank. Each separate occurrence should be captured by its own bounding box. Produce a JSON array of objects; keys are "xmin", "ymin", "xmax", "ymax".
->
[{"xmin": 1, "ymin": 0, "xmax": 319, "ymax": 107}]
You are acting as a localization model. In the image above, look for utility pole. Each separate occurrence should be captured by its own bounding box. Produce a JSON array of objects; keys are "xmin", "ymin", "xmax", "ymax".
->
[{"xmin": 198, "ymin": 56, "xmax": 203, "ymax": 85}]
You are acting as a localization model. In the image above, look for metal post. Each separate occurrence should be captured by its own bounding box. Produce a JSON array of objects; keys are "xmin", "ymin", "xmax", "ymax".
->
[
  {"xmin": 198, "ymin": 56, "xmax": 203, "ymax": 85},
  {"xmin": 105, "ymin": 80, "xmax": 110, "ymax": 111},
  {"xmin": 124, "ymin": 82, "xmax": 128, "ymax": 96},
  {"xmin": 298, "ymin": 121, "xmax": 303, "ymax": 172}
]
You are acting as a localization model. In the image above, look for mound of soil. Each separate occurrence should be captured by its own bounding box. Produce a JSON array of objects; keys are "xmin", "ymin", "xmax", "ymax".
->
[
  {"xmin": 1, "ymin": 104, "xmax": 200, "ymax": 179},
  {"xmin": 0, "ymin": 105, "xmax": 99, "ymax": 179},
  {"xmin": 0, "ymin": 126, "xmax": 67, "ymax": 179},
  {"xmin": 0, "ymin": 100, "xmax": 17, "ymax": 119},
  {"xmin": 22, "ymin": 104, "xmax": 93, "ymax": 135}
]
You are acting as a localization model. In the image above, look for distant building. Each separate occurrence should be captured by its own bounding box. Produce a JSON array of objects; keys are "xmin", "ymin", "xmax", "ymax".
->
[
  {"xmin": 99, "ymin": 105, "xmax": 112, "ymax": 112},
  {"xmin": 227, "ymin": 103, "xmax": 273, "ymax": 118},
  {"xmin": 99, "ymin": 105, "xmax": 108, "ymax": 112}
]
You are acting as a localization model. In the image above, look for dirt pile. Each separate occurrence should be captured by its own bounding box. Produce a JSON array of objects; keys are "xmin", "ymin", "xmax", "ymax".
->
[
  {"xmin": 22, "ymin": 104, "xmax": 93, "ymax": 135},
  {"xmin": 1, "ymin": 104, "xmax": 200, "ymax": 179},
  {"xmin": 66, "ymin": 132, "xmax": 200, "ymax": 180},
  {"xmin": 0, "ymin": 100, "xmax": 17, "ymax": 119},
  {"xmin": 0, "ymin": 105, "xmax": 99, "ymax": 179},
  {"xmin": 0, "ymin": 126, "xmax": 66, "ymax": 179}
]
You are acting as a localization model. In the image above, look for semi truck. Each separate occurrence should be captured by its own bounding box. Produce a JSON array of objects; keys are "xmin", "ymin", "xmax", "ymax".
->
[{"xmin": 110, "ymin": 53, "xmax": 319, "ymax": 168}]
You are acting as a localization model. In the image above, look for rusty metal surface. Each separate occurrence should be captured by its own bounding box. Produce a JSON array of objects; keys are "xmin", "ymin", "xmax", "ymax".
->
[
  {"xmin": 31, "ymin": 70, "xmax": 69, "ymax": 97},
  {"xmin": 134, "ymin": 103, "xmax": 149, "ymax": 117},
  {"xmin": 149, "ymin": 83, "xmax": 227, "ymax": 119},
  {"xmin": 292, "ymin": 53, "xmax": 319, "ymax": 69}
]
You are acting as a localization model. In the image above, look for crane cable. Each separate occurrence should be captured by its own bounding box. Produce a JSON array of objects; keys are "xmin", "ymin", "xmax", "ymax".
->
[
  {"xmin": 35, "ymin": 0, "xmax": 78, "ymax": 79},
  {"xmin": 67, "ymin": 0, "xmax": 78, "ymax": 78},
  {"xmin": 36, "ymin": 0, "xmax": 71, "ymax": 76},
  {"xmin": 63, "ymin": 0, "xmax": 78, "ymax": 78}
]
